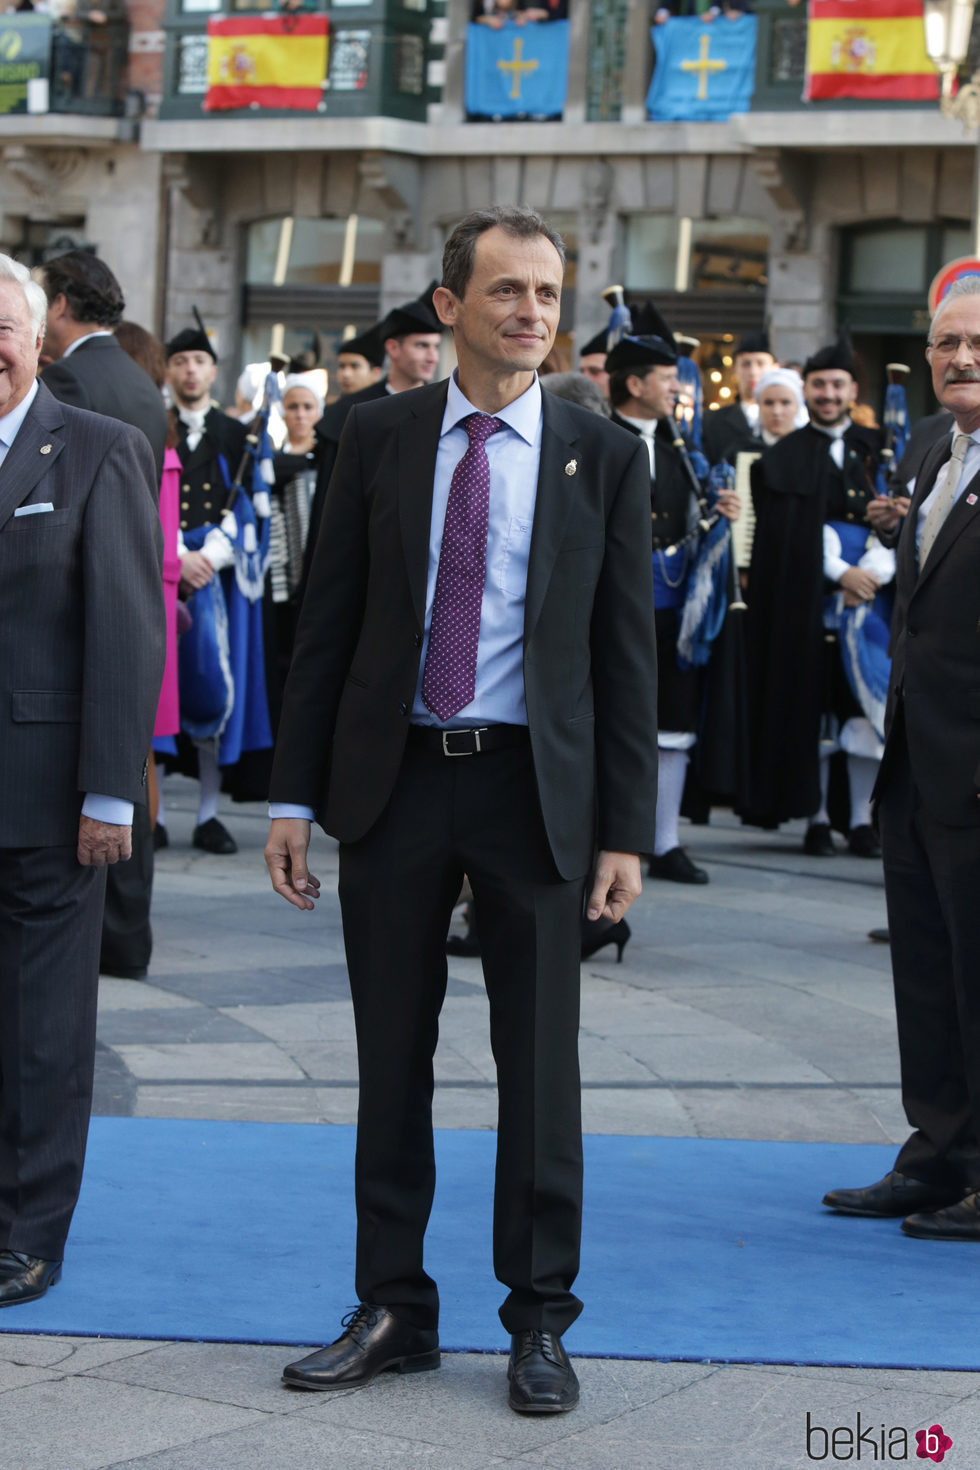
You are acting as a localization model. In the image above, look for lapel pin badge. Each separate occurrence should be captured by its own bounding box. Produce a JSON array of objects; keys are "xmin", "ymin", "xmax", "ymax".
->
[
  {"xmin": 40, "ymin": 444, "xmax": 52, "ymax": 455},
  {"xmin": 968, "ymin": 493, "xmax": 978, "ymax": 506},
  {"xmin": 565, "ymin": 459, "xmax": 578, "ymax": 477}
]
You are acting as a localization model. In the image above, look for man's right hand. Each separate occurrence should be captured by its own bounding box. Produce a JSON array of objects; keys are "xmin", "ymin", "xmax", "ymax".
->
[
  {"xmin": 866, "ymin": 494, "xmax": 909, "ymax": 533},
  {"xmin": 265, "ymin": 818, "xmax": 320, "ymax": 911},
  {"xmin": 179, "ymin": 550, "xmax": 215, "ymax": 593}
]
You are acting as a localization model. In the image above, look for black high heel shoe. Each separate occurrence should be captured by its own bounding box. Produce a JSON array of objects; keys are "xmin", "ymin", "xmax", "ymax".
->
[{"xmin": 580, "ymin": 918, "xmax": 631, "ymax": 963}]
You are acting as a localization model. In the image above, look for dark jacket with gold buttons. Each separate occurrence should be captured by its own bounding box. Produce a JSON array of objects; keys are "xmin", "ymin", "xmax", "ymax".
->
[
  {"xmin": 170, "ymin": 406, "xmax": 248, "ymax": 532},
  {"xmin": 744, "ymin": 419, "xmax": 882, "ymax": 826},
  {"xmin": 610, "ymin": 411, "xmax": 694, "ymax": 551}
]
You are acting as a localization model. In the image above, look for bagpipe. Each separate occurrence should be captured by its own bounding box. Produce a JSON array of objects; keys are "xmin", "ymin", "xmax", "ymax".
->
[
  {"xmin": 674, "ymin": 456, "xmax": 746, "ymax": 669},
  {"xmin": 876, "ymin": 362, "xmax": 910, "ymax": 499},
  {"xmin": 177, "ymin": 340, "xmax": 276, "ymax": 761}
]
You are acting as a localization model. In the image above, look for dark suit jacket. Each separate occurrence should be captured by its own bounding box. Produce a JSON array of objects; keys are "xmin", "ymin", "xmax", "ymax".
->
[
  {"xmin": 703, "ymin": 401, "xmax": 757, "ymax": 467},
  {"xmin": 0, "ymin": 383, "xmax": 166, "ymax": 847},
  {"xmin": 41, "ymin": 334, "xmax": 168, "ymax": 483},
  {"xmin": 271, "ymin": 379, "xmax": 660, "ymax": 879},
  {"xmin": 881, "ymin": 430, "xmax": 980, "ymax": 827},
  {"xmin": 303, "ymin": 378, "xmax": 390, "ymax": 588}
]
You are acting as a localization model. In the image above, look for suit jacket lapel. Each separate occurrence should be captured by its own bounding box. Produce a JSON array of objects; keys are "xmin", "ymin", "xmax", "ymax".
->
[
  {"xmin": 907, "ymin": 432, "xmax": 980, "ymax": 592},
  {"xmin": 524, "ymin": 392, "xmax": 580, "ymax": 643},
  {"xmin": 0, "ymin": 383, "xmax": 65, "ymax": 533},
  {"xmin": 398, "ymin": 382, "xmax": 448, "ymax": 628}
]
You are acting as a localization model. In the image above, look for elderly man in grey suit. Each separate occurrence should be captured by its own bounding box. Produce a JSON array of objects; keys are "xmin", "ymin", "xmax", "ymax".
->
[{"xmin": 0, "ymin": 253, "xmax": 165, "ymax": 1307}]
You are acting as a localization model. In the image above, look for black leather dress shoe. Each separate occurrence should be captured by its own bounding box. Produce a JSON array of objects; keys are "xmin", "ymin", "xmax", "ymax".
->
[
  {"xmin": 803, "ymin": 823, "xmax": 835, "ymax": 856},
  {"xmin": 0, "ymin": 1251, "xmax": 62, "ymax": 1306},
  {"xmin": 822, "ymin": 1171, "xmax": 964, "ymax": 1218},
  {"xmin": 153, "ymin": 824, "xmax": 169, "ymax": 851},
  {"xmin": 848, "ymin": 824, "xmax": 881, "ymax": 858},
  {"xmin": 647, "ymin": 847, "xmax": 708, "ymax": 885},
  {"xmin": 902, "ymin": 1190, "xmax": 980, "ymax": 1241},
  {"xmin": 192, "ymin": 818, "xmax": 238, "ymax": 855},
  {"xmin": 282, "ymin": 1305, "xmax": 439, "ymax": 1391},
  {"xmin": 508, "ymin": 1330, "xmax": 579, "ymax": 1414}
]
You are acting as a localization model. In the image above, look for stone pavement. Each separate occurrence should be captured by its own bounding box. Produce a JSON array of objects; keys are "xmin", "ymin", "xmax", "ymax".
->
[{"xmin": 3, "ymin": 778, "xmax": 978, "ymax": 1469}]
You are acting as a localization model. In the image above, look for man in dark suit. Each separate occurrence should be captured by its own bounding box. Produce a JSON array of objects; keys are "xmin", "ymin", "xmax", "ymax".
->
[
  {"xmin": 823, "ymin": 276, "xmax": 980, "ymax": 1237},
  {"xmin": 0, "ymin": 253, "xmax": 164, "ymax": 1307},
  {"xmin": 264, "ymin": 207, "xmax": 658, "ymax": 1412},
  {"xmin": 39, "ymin": 250, "xmax": 168, "ymax": 980},
  {"xmin": 39, "ymin": 250, "xmax": 167, "ymax": 482}
]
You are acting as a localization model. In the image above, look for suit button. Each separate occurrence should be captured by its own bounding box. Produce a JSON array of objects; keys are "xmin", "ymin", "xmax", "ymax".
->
[
  {"xmin": 907, "ymin": 628, "xmax": 917, "ymax": 638},
  {"xmin": 182, "ymin": 483, "xmax": 191, "ymax": 492},
  {"xmin": 399, "ymin": 701, "xmax": 409, "ymax": 715},
  {"xmin": 203, "ymin": 482, "xmax": 211, "ymax": 491},
  {"xmin": 414, "ymin": 633, "xmax": 422, "ymax": 648}
]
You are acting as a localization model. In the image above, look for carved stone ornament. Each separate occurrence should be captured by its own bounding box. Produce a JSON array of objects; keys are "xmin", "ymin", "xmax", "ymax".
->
[{"xmin": 1, "ymin": 144, "xmax": 86, "ymax": 208}]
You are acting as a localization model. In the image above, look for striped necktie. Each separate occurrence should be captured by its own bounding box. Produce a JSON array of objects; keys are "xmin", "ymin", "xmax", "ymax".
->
[{"xmin": 919, "ymin": 432, "xmax": 970, "ymax": 567}]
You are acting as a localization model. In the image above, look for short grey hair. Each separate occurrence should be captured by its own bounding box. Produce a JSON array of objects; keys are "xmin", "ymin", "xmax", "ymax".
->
[
  {"xmin": 541, "ymin": 371, "xmax": 609, "ymax": 416},
  {"xmin": 442, "ymin": 206, "xmax": 566, "ymax": 300},
  {"xmin": 929, "ymin": 274, "xmax": 980, "ymax": 341},
  {"xmin": 0, "ymin": 253, "xmax": 46, "ymax": 337}
]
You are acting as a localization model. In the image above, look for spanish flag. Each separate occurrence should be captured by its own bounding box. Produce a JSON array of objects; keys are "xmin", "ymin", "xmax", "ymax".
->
[
  {"xmin": 805, "ymin": 0, "xmax": 938, "ymax": 101},
  {"xmin": 205, "ymin": 15, "xmax": 329, "ymax": 112}
]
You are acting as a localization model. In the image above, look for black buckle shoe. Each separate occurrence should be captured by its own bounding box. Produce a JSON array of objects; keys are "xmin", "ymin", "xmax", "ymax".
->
[
  {"xmin": 803, "ymin": 823, "xmax": 835, "ymax": 856},
  {"xmin": 282, "ymin": 1305, "xmax": 440, "ymax": 1391},
  {"xmin": 508, "ymin": 1329, "xmax": 579, "ymax": 1414},
  {"xmin": 848, "ymin": 824, "xmax": 881, "ymax": 859},
  {"xmin": 0, "ymin": 1251, "xmax": 62, "ymax": 1307},
  {"xmin": 192, "ymin": 818, "xmax": 238, "ymax": 855},
  {"xmin": 647, "ymin": 847, "xmax": 708, "ymax": 885},
  {"xmin": 822, "ymin": 1171, "xmax": 964, "ymax": 1218}
]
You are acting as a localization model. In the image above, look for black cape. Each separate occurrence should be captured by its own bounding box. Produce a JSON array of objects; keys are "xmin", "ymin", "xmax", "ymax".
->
[
  {"xmin": 703, "ymin": 401, "xmax": 758, "ymax": 467},
  {"xmin": 743, "ymin": 421, "xmax": 881, "ymax": 826},
  {"xmin": 301, "ymin": 378, "xmax": 390, "ymax": 595}
]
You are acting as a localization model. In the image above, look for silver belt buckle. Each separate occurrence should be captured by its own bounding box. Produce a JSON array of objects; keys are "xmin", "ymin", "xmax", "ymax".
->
[{"xmin": 442, "ymin": 728, "xmax": 484, "ymax": 757}]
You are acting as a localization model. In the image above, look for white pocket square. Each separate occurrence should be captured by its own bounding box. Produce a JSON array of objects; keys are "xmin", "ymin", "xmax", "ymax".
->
[{"xmin": 13, "ymin": 502, "xmax": 54, "ymax": 518}]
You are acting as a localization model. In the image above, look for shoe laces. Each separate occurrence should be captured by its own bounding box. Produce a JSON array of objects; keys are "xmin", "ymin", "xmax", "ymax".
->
[
  {"xmin": 514, "ymin": 1329, "xmax": 562, "ymax": 1365},
  {"xmin": 340, "ymin": 1304, "xmax": 383, "ymax": 1339}
]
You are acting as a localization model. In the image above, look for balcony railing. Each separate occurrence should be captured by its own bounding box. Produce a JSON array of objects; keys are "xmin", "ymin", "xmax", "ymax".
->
[{"xmin": 0, "ymin": 12, "xmax": 129, "ymax": 118}]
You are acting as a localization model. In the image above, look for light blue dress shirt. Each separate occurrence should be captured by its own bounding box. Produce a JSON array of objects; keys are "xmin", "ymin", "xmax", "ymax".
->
[
  {"xmin": 269, "ymin": 372, "xmax": 544, "ymax": 821},
  {"xmin": 411, "ymin": 370, "xmax": 542, "ymax": 728},
  {"xmin": 0, "ymin": 378, "xmax": 133, "ymax": 827}
]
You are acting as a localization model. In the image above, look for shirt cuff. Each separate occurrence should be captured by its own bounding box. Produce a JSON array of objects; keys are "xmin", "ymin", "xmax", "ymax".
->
[
  {"xmin": 824, "ymin": 553, "xmax": 851, "ymax": 585},
  {"xmin": 269, "ymin": 803, "xmax": 315, "ymax": 821},
  {"xmin": 82, "ymin": 794, "xmax": 134, "ymax": 826}
]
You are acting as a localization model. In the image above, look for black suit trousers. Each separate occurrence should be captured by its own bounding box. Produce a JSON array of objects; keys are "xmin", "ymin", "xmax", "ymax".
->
[
  {"xmin": 0, "ymin": 845, "xmax": 106, "ymax": 1260},
  {"xmin": 337, "ymin": 739, "xmax": 585, "ymax": 1335},
  {"xmin": 878, "ymin": 729, "xmax": 980, "ymax": 1190}
]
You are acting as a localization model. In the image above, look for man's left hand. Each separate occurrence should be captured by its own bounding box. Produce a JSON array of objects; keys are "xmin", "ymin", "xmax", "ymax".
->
[
  {"xmin": 587, "ymin": 851, "xmax": 642, "ymax": 922},
  {"xmin": 77, "ymin": 816, "xmax": 132, "ymax": 866}
]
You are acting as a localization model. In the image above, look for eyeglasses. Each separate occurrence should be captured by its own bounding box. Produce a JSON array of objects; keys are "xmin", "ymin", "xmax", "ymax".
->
[{"xmin": 927, "ymin": 335, "xmax": 980, "ymax": 358}]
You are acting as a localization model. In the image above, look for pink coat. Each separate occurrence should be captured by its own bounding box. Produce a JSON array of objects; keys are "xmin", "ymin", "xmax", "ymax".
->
[{"xmin": 154, "ymin": 446, "xmax": 181, "ymax": 737}]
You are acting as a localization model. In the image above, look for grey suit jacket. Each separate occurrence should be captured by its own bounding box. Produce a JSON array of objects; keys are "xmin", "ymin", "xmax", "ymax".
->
[
  {"xmin": 0, "ymin": 382, "xmax": 166, "ymax": 847},
  {"xmin": 881, "ymin": 431, "xmax": 980, "ymax": 827},
  {"xmin": 41, "ymin": 334, "xmax": 168, "ymax": 484},
  {"xmin": 271, "ymin": 379, "xmax": 659, "ymax": 879}
]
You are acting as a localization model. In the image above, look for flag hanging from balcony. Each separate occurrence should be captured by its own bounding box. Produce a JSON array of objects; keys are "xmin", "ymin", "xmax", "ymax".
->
[
  {"xmin": 204, "ymin": 15, "xmax": 329, "ymax": 112},
  {"xmin": 646, "ymin": 14, "xmax": 758, "ymax": 122},
  {"xmin": 804, "ymin": 0, "xmax": 939, "ymax": 101},
  {"xmin": 465, "ymin": 20, "xmax": 569, "ymax": 119}
]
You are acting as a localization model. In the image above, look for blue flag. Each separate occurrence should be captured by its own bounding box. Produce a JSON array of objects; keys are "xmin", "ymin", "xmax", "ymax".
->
[
  {"xmin": 646, "ymin": 14, "xmax": 757, "ymax": 122},
  {"xmin": 465, "ymin": 19, "xmax": 569, "ymax": 118}
]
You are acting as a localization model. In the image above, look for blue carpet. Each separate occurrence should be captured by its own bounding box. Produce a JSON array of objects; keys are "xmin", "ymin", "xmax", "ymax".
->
[{"xmin": 2, "ymin": 1119, "xmax": 978, "ymax": 1369}]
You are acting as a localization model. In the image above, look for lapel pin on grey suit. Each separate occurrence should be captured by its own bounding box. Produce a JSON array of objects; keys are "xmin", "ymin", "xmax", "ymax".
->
[
  {"xmin": 565, "ymin": 460, "xmax": 577, "ymax": 476},
  {"xmin": 40, "ymin": 444, "xmax": 52, "ymax": 454}
]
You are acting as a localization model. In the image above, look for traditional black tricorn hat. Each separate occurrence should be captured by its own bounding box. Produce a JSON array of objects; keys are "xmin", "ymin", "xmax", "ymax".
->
[
  {"xmin": 380, "ymin": 281, "xmax": 444, "ymax": 341},
  {"xmin": 734, "ymin": 330, "xmax": 772, "ymax": 359},
  {"xmin": 165, "ymin": 326, "xmax": 216, "ymax": 362},
  {"xmin": 579, "ymin": 328, "xmax": 609, "ymax": 359},
  {"xmin": 339, "ymin": 324, "xmax": 386, "ymax": 367},
  {"xmin": 605, "ymin": 333, "xmax": 678, "ymax": 373},
  {"xmin": 803, "ymin": 331, "xmax": 855, "ymax": 378}
]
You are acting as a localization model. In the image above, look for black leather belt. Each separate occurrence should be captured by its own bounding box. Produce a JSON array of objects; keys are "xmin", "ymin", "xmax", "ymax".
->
[{"xmin": 406, "ymin": 724, "xmax": 530, "ymax": 757}]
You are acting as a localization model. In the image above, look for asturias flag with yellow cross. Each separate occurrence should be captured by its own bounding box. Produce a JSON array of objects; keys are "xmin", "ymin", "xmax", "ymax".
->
[
  {"xmin": 205, "ymin": 14, "xmax": 329, "ymax": 113},
  {"xmin": 805, "ymin": 0, "xmax": 938, "ymax": 101},
  {"xmin": 465, "ymin": 20, "xmax": 569, "ymax": 118},
  {"xmin": 646, "ymin": 14, "xmax": 757, "ymax": 122}
]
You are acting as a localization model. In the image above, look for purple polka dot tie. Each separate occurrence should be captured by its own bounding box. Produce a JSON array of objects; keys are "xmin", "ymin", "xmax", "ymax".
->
[{"xmin": 422, "ymin": 412, "xmax": 504, "ymax": 722}]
